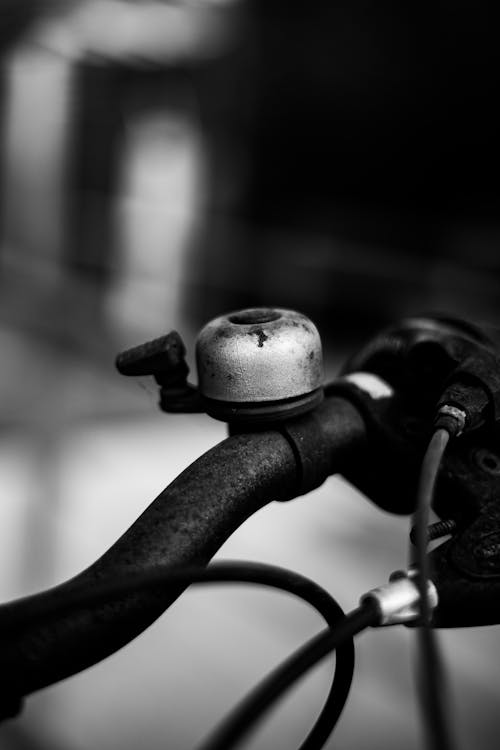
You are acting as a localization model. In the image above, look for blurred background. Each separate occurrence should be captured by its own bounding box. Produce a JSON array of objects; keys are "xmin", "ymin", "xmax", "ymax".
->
[{"xmin": 1, "ymin": 2, "xmax": 499, "ymax": 749}]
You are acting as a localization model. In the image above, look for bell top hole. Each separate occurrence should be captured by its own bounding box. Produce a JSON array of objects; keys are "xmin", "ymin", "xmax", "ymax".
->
[{"xmin": 228, "ymin": 309, "xmax": 281, "ymax": 325}]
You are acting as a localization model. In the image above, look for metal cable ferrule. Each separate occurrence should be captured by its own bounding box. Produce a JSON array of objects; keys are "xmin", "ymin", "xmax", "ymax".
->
[{"xmin": 360, "ymin": 569, "xmax": 439, "ymax": 626}]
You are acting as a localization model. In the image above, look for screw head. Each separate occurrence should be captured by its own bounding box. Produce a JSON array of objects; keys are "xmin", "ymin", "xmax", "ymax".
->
[{"xmin": 473, "ymin": 448, "xmax": 500, "ymax": 476}]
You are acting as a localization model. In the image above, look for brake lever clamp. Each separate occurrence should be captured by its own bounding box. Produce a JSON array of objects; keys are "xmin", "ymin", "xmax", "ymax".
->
[
  {"xmin": 326, "ymin": 314, "xmax": 500, "ymax": 626},
  {"xmin": 324, "ymin": 315, "xmax": 500, "ymax": 516}
]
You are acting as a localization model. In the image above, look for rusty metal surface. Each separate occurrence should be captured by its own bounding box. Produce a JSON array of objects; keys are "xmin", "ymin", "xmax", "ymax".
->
[
  {"xmin": 0, "ymin": 431, "xmax": 295, "ymax": 700},
  {"xmin": 0, "ymin": 395, "xmax": 366, "ymax": 707},
  {"xmin": 196, "ymin": 308, "xmax": 323, "ymax": 403}
]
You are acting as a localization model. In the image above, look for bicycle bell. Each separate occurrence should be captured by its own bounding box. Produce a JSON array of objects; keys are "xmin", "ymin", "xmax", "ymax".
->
[{"xmin": 196, "ymin": 307, "xmax": 324, "ymax": 423}]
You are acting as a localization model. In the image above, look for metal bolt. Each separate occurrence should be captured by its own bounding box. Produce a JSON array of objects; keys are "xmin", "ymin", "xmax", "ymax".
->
[
  {"xmin": 409, "ymin": 519, "xmax": 457, "ymax": 546},
  {"xmin": 473, "ymin": 448, "xmax": 500, "ymax": 476}
]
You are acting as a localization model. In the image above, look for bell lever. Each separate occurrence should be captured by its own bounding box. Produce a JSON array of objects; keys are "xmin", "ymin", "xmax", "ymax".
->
[{"xmin": 115, "ymin": 331, "xmax": 203, "ymax": 413}]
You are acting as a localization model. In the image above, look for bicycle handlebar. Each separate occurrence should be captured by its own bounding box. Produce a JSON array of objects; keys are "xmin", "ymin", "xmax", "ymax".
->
[
  {"xmin": 0, "ymin": 395, "xmax": 366, "ymax": 714},
  {"xmin": 4, "ymin": 308, "xmax": 499, "ymax": 722}
]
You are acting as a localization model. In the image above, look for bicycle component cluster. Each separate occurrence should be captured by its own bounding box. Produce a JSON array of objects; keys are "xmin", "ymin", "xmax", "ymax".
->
[
  {"xmin": 116, "ymin": 307, "xmax": 324, "ymax": 424},
  {"xmin": 115, "ymin": 308, "xmax": 500, "ymax": 629},
  {"xmin": 3, "ymin": 307, "xmax": 500, "ymax": 749}
]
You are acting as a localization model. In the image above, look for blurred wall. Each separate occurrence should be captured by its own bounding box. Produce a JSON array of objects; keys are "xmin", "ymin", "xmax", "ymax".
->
[{"xmin": 191, "ymin": 1, "xmax": 500, "ymax": 337}]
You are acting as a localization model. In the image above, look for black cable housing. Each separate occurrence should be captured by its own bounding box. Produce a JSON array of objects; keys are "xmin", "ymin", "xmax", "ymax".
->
[
  {"xmin": 199, "ymin": 600, "xmax": 379, "ymax": 750},
  {"xmin": 0, "ymin": 561, "xmax": 354, "ymax": 750},
  {"xmin": 410, "ymin": 429, "xmax": 455, "ymax": 750}
]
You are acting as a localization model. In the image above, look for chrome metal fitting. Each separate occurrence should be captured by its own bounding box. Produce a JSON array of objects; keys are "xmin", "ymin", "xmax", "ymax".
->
[
  {"xmin": 195, "ymin": 307, "xmax": 324, "ymax": 423},
  {"xmin": 360, "ymin": 569, "xmax": 439, "ymax": 626},
  {"xmin": 436, "ymin": 404, "xmax": 467, "ymax": 437}
]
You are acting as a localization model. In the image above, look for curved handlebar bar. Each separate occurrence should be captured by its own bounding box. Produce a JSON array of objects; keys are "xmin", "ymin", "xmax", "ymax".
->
[{"xmin": 0, "ymin": 396, "xmax": 365, "ymax": 710}]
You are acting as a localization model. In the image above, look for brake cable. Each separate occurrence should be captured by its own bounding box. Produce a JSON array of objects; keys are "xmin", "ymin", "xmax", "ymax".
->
[
  {"xmin": 200, "ymin": 600, "xmax": 379, "ymax": 750},
  {"xmin": 410, "ymin": 428, "xmax": 456, "ymax": 750},
  {"xmin": 0, "ymin": 560, "xmax": 355, "ymax": 750}
]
